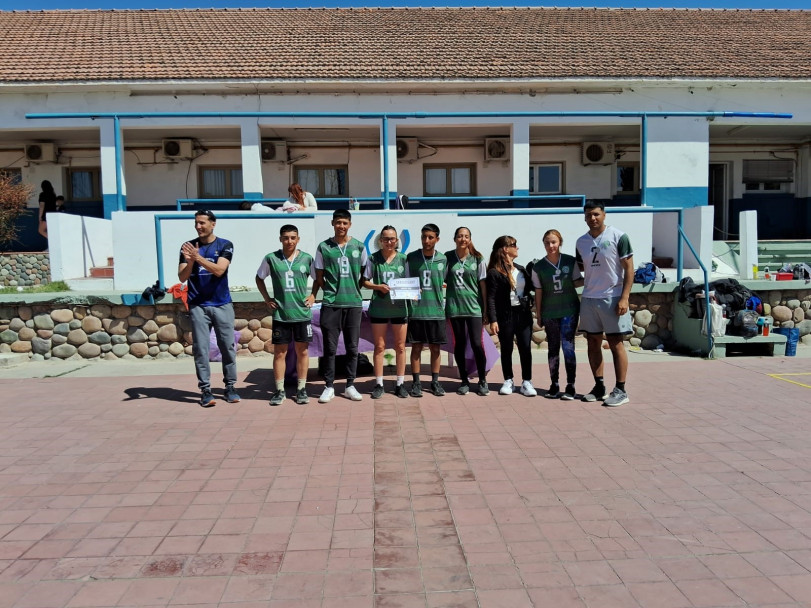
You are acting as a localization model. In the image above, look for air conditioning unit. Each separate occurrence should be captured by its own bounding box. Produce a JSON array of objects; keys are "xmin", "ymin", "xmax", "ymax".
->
[
  {"xmin": 25, "ymin": 143, "xmax": 57, "ymax": 163},
  {"xmin": 484, "ymin": 138, "xmax": 510, "ymax": 161},
  {"xmin": 396, "ymin": 138, "xmax": 419, "ymax": 162},
  {"xmin": 161, "ymin": 138, "xmax": 194, "ymax": 159},
  {"xmin": 581, "ymin": 142, "xmax": 615, "ymax": 165},
  {"xmin": 261, "ymin": 140, "xmax": 287, "ymax": 162}
]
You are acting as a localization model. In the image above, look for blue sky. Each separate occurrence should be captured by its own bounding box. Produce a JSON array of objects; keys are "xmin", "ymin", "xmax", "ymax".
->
[{"xmin": 2, "ymin": 0, "xmax": 809, "ymax": 10}]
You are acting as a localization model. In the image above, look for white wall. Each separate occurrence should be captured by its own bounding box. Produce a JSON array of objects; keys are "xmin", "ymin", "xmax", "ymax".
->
[{"xmin": 47, "ymin": 213, "xmax": 113, "ymax": 281}]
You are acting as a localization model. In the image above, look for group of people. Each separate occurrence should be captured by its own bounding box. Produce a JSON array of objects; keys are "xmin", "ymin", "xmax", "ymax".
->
[
  {"xmin": 37, "ymin": 180, "xmax": 66, "ymax": 239},
  {"xmin": 179, "ymin": 200, "xmax": 634, "ymax": 409}
]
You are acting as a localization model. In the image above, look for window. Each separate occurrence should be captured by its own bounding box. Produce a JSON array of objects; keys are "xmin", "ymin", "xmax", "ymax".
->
[
  {"xmin": 0, "ymin": 168, "xmax": 22, "ymax": 184},
  {"xmin": 529, "ymin": 163, "xmax": 563, "ymax": 195},
  {"xmin": 65, "ymin": 167, "xmax": 102, "ymax": 201},
  {"xmin": 423, "ymin": 164, "xmax": 475, "ymax": 196},
  {"xmin": 199, "ymin": 166, "xmax": 243, "ymax": 199},
  {"xmin": 616, "ymin": 162, "xmax": 639, "ymax": 194},
  {"xmin": 743, "ymin": 159, "xmax": 793, "ymax": 192},
  {"xmin": 295, "ymin": 166, "xmax": 348, "ymax": 197}
]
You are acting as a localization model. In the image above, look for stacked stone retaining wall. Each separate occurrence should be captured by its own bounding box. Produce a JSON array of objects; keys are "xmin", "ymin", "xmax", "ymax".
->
[{"xmin": 0, "ymin": 252, "xmax": 50, "ymax": 287}]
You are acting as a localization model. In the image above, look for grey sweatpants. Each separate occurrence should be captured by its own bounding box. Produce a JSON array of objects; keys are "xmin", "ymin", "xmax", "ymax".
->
[{"xmin": 189, "ymin": 303, "xmax": 237, "ymax": 391}]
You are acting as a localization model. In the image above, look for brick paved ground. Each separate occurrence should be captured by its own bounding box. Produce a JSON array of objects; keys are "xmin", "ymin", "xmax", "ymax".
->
[{"xmin": 1, "ymin": 352, "xmax": 811, "ymax": 607}]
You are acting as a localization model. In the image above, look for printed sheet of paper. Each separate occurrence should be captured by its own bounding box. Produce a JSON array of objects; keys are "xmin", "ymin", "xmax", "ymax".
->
[{"xmin": 387, "ymin": 277, "xmax": 421, "ymax": 301}]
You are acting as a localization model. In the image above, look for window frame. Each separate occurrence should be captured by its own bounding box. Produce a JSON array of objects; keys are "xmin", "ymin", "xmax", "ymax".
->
[
  {"xmin": 0, "ymin": 167, "xmax": 22, "ymax": 184},
  {"xmin": 422, "ymin": 163, "xmax": 477, "ymax": 197},
  {"xmin": 615, "ymin": 161, "xmax": 640, "ymax": 195},
  {"xmin": 64, "ymin": 167, "xmax": 102, "ymax": 202},
  {"xmin": 294, "ymin": 165, "xmax": 349, "ymax": 198},
  {"xmin": 742, "ymin": 159, "xmax": 793, "ymax": 193},
  {"xmin": 529, "ymin": 162, "xmax": 564, "ymax": 195},
  {"xmin": 198, "ymin": 165, "xmax": 244, "ymax": 199}
]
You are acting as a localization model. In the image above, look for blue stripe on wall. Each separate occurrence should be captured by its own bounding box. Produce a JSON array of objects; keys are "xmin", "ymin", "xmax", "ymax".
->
[
  {"xmin": 243, "ymin": 192, "xmax": 262, "ymax": 200},
  {"xmin": 103, "ymin": 193, "xmax": 125, "ymax": 219},
  {"xmin": 644, "ymin": 187, "xmax": 707, "ymax": 209}
]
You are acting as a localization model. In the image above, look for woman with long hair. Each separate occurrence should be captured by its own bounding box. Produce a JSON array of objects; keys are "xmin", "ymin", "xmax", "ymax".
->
[
  {"xmin": 445, "ymin": 227, "xmax": 489, "ymax": 395},
  {"xmin": 486, "ymin": 235, "xmax": 536, "ymax": 397},
  {"xmin": 38, "ymin": 180, "xmax": 57, "ymax": 239},
  {"xmin": 284, "ymin": 182, "xmax": 318, "ymax": 211},
  {"xmin": 531, "ymin": 229, "xmax": 582, "ymax": 400},
  {"xmin": 362, "ymin": 225, "xmax": 408, "ymax": 399}
]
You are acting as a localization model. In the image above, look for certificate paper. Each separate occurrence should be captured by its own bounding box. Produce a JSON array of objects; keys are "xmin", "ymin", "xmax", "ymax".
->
[{"xmin": 388, "ymin": 277, "xmax": 421, "ymax": 301}]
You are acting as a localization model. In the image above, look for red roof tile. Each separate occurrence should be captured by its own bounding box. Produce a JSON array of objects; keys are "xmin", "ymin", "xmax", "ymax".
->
[{"xmin": 0, "ymin": 7, "xmax": 809, "ymax": 83}]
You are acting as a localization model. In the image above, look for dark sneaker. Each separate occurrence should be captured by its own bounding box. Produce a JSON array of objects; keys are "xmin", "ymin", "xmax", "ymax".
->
[
  {"xmin": 456, "ymin": 383, "xmax": 470, "ymax": 395},
  {"xmin": 544, "ymin": 384, "xmax": 560, "ymax": 399},
  {"xmin": 269, "ymin": 390, "xmax": 285, "ymax": 406},
  {"xmin": 560, "ymin": 384, "xmax": 576, "ymax": 401},
  {"xmin": 603, "ymin": 387, "xmax": 629, "ymax": 407},
  {"xmin": 295, "ymin": 388, "xmax": 309, "ymax": 405},
  {"xmin": 394, "ymin": 384, "xmax": 409, "ymax": 399},
  {"xmin": 410, "ymin": 382, "xmax": 423, "ymax": 398},
  {"xmin": 582, "ymin": 384, "xmax": 606, "ymax": 402},
  {"xmin": 478, "ymin": 380, "xmax": 490, "ymax": 396},
  {"xmin": 200, "ymin": 389, "xmax": 216, "ymax": 408},
  {"xmin": 371, "ymin": 384, "xmax": 385, "ymax": 399},
  {"xmin": 224, "ymin": 387, "xmax": 241, "ymax": 403},
  {"xmin": 430, "ymin": 381, "xmax": 445, "ymax": 397}
]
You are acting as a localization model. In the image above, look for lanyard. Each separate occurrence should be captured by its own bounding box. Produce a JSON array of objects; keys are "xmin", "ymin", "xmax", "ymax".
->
[
  {"xmin": 283, "ymin": 250, "xmax": 299, "ymax": 273},
  {"xmin": 422, "ymin": 251, "xmax": 435, "ymax": 273}
]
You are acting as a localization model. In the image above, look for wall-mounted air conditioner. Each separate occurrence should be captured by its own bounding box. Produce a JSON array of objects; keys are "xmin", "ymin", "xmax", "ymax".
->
[
  {"xmin": 261, "ymin": 140, "xmax": 288, "ymax": 162},
  {"xmin": 484, "ymin": 138, "xmax": 510, "ymax": 161},
  {"xmin": 396, "ymin": 138, "xmax": 419, "ymax": 162},
  {"xmin": 161, "ymin": 139, "xmax": 194, "ymax": 159},
  {"xmin": 25, "ymin": 143, "xmax": 57, "ymax": 163},
  {"xmin": 581, "ymin": 142, "xmax": 615, "ymax": 165}
]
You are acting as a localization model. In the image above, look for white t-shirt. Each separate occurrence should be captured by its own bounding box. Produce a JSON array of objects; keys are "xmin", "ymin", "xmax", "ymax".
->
[
  {"xmin": 575, "ymin": 225, "xmax": 633, "ymax": 299},
  {"xmin": 282, "ymin": 191, "xmax": 318, "ymax": 211}
]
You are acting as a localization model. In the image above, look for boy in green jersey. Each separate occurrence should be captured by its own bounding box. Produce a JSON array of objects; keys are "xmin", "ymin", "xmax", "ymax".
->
[
  {"xmin": 311, "ymin": 209, "xmax": 368, "ymax": 403},
  {"xmin": 255, "ymin": 224, "xmax": 315, "ymax": 406},
  {"xmin": 406, "ymin": 223, "xmax": 447, "ymax": 397}
]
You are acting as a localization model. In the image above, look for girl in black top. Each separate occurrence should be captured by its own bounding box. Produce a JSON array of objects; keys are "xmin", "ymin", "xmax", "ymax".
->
[
  {"xmin": 38, "ymin": 180, "xmax": 56, "ymax": 239},
  {"xmin": 486, "ymin": 235, "xmax": 537, "ymax": 397}
]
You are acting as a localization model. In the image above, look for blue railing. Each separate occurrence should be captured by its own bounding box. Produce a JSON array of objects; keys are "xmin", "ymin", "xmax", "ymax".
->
[{"xmin": 678, "ymin": 224, "xmax": 714, "ymax": 357}]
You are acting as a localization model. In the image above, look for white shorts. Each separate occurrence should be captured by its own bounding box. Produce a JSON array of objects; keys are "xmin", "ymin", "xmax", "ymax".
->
[{"xmin": 579, "ymin": 297, "xmax": 633, "ymax": 335}]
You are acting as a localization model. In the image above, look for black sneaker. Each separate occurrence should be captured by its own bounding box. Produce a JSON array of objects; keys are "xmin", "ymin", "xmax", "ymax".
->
[
  {"xmin": 582, "ymin": 384, "xmax": 606, "ymax": 402},
  {"xmin": 560, "ymin": 384, "xmax": 576, "ymax": 401},
  {"xmin": 200, "ymin": 389, "xmax": 216, "ymax": 408},
  {"xmin": 478, "ymin": 380, "xmax": 490, "ymax": 396},
  {"xmin": 430, "ymin": 381, "xmax": 445, "ymax": 397},
  {"xmin": 457, "ymin": 383, "xmax": 470, "ymax": 395},
  {"xmin": 410, "ymin": 382, "xmax": 423, "ymax": 398},
  {"xmin": 224, "ymin": 387, "xmax": 241, "ymax": 403},
  {"xmin": 544, "ymin": 384, "xmax": 560, "ymax": 399},
  {"xmin": 295, "ymin": 388, "xmax": 309, "ymax": 405},
  {"xmin": 394, "ymin": 384, "xmax": 409, "ymax": 399},
  {"xmin": 371, "ymin": 384, "xmax": 385, "ymax": 399},
  {"xmin": 269, "ymin": 390, "xmax": 285, "ymax": 406}
]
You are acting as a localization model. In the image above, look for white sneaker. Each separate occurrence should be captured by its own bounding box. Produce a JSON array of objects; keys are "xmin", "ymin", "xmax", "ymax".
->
[
  {"xmin": 499, "ymin": 379, "xmax": 514, "ymax": 395},
  {"xmin": 520, "ymin": 380, "xmax": 537, "ymax": 397},
  {"xmin": 344, "ymin": 385, "xmax": 363, "ymax": 401},
  {"xmin": 318, "ymin": 387, "xmax": 335, "ymax": 403}
]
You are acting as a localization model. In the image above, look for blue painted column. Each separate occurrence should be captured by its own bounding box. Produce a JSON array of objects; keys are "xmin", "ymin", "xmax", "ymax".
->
[
  {"xmin": 643, "ymin": 116, "xmax": 709, "ymax": 208},
  {"xmin": 510, "ymin": 119, "xmax": 530, "ymax": 204},
  {"xmin": 100, "ymin": 119, "xmax": 126, "ymax": 219},
  {"xmin": 240, "ymin": 120, "xmax": 264, "ymax": 199}
]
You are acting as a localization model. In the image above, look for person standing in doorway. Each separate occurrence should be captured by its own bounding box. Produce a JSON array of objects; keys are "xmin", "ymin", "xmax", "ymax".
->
[
  {"xmin": 37, "ymin": 180, "xmax": 57, "ymax": 239},
  {"xmin": 178, "ymin": 210, "xmax": 240, "ymax": 408},
  {"xmin": 311, "ymin": 209, "xmax": 367, "ymax": 403},
  {"xmin": 255, "ymin": 224, "xmax": 315, "ymax": 406},
  {"xmin": 575, "ymin": 201, "xmax": 634, "ymax": 407}
]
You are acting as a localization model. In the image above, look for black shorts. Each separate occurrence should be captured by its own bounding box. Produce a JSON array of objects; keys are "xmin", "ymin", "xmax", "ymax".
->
[
  {"xmin": 407, "ymin": 319, "xmax": 447, "ymax": 345},
  {"xmin": 272, "ymin": 321, "xmax": 313, "ymax": 344},
  {"xmin": 370, "ymin": 316, "xmax": 407, "ymax": 325}
]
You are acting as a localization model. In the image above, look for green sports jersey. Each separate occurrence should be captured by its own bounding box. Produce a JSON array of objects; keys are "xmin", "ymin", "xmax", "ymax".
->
[
  {"xmin": 365, "ymin": 251, "xmax": 408, "ymax": 318},
  {"xmin": 530, "ymin": 253, "xmax": 581, "ymax": 319},
  {"xmin": 444, "ymin": 250, "xmax": 486, "ymax": 318},
  {"xmin": 406, "ymin": 250, "xmax": 447, "ymax": 320},
  {"xmin": 315, "ymin": 237, "xmax": 367, "ymax": 307},
  {"xmin": 256, "ymin": 250, "xmax": 314, "ymax": 323}
]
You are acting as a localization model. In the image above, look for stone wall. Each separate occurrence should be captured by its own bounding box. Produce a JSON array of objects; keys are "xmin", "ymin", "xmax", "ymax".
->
[
  {"xmin": 0, "ymin": 252, "xmax": 50, "ymax": 287},
  {"xmin": 763, "ymin": 290, "xmax": 811, "ymax": 337}
]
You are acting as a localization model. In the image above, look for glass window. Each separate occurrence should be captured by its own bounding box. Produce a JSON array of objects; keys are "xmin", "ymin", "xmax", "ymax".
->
[
  {"xmin": 199, "ymin": 166, "xmax": 243, "ymax": 199},
  {"xmin": 294, "ymin": 166, "xmax": 348, "ymax": 197},
  {"xmin": 65, "ymin": 167, "xmax": 101, "ymax": 201},
  {"xmin": 616, "ymin": 162, "xmax": 639, "ymax": 194},
  {"xmin": 529, "ymin": 163, "xmax": 563, "ymax": 195},
  {"xmin": 423, "ymin": 164, "xmax": 475, "ymax": 196},
  {"xmin": 743, "ymin": 159, "xmax": 793, "ymax": 192}
]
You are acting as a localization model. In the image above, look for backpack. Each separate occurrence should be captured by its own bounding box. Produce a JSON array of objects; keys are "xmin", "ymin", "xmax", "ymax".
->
[
  {"xmin": 732, "ymin": 309, "xmax": 758, "ymax": 338},
  {"xmin": 633, "ymin": 262, "xmax": 665, "ymax": 286},
  {"xmin": 745, "ymin": 294, "xmax": 763, "ymax": 315}
]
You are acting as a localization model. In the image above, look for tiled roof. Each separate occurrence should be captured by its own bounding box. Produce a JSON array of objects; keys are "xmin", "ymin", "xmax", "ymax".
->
[{"xmin": 0, "ymin": 7, "xmax": 810, "ymax": 84}]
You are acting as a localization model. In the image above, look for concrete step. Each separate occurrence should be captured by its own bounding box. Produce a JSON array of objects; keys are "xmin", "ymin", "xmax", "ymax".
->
[{"xmin": 65, "ymin": 277, "xmax": 114, "ymax": 290}]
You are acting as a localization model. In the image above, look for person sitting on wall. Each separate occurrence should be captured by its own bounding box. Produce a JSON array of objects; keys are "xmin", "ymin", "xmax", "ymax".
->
[{"xmin": 279, "ymin": 182, "xmax": 318, "ymax": 213}]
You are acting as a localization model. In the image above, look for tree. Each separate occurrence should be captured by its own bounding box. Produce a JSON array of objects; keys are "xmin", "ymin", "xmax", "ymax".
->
[{"xmin": 0, "ymin": 173, "xmax": 34, "ymax": 248}]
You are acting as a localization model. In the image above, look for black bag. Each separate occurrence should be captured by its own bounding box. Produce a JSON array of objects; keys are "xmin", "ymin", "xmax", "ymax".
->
[
  {"xmin": 141, "ymin": 280, "xmax": 166, "ymax": 303},
  {"xmin": 732, "ymin": 309, "xmax": 758, "ymax": 338}
]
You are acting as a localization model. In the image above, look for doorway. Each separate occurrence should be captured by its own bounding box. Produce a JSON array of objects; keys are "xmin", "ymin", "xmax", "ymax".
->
[{"xmin": 708, "ymin": 163, "xmax": 730, "ymax": 240}]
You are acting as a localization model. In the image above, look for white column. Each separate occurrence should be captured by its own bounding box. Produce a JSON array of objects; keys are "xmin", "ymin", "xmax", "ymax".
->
[
  {"xmin": 644, "ymin": 117, "xmax": 709, "ymax": 208},
  {"xmin": 380, "ymin": 119, "xmax": 399, "ymax": 203},
  {"xmin": 240, "ymin": 120, "xmax": 264, "ymax": 198},
  {"xmin": 739, "ymin": 210, "xmax": 759, "ymax": 279},
  {"xmin": 100, "ymin": 120, "xmax": 125, "ymax": 218},
  {"xmin": 510, "ymin": 119, "xmax": 530, "ymax": 196}
]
